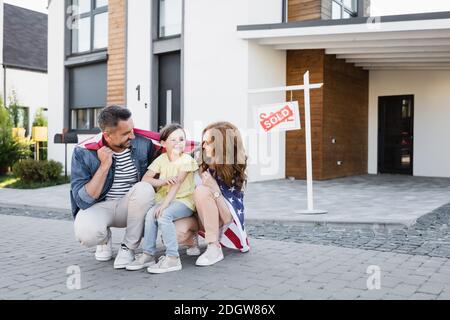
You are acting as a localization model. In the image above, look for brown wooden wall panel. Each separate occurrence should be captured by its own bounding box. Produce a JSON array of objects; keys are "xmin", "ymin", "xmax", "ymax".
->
[
  {"xmin": 322, "ymin": 55, "xmax": 369, "ymax": 179},
  {"xmin": 286, "ymin": 49, "xmax": 369, "ymax": 180},
  {"xmin": 107, "ymin": 0, "xmax": 126, "ymax": 106},
  {"xmin": 288, "ymin": 0, "xmax": 322, "ymax": 22},
  {"xmin": 286, "ymin": 49, "xmax": 325, "ymax": 179}
]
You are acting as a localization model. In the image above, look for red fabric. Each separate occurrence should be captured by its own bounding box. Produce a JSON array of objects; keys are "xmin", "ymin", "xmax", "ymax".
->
[{"xmin": 78, "ymin": 128, "xmax": 198, "ymax": 153}]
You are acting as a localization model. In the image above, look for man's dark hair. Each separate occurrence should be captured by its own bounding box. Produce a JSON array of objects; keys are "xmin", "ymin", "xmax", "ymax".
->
[{"xmin": 98, "ymin": 105, "xmax": 132, "ymax": 131}]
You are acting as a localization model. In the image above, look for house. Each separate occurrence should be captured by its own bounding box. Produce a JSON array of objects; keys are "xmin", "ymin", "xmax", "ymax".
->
[
  {"xmin": 47, "ymin": 0, "xmax": 450, "ymax": 181},
  {"xmin": 1, "ymin": 1, "xmax": 48, "ymax": 136}
]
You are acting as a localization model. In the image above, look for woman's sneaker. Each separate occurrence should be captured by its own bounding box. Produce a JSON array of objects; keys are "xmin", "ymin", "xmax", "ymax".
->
[
  {"xmin": 196, "ymin": 243, "xmax": 224, "ymax": 267},
  {"xmin": 126, "ymin": 253, "xmax": 156, "ymax": 271},
  {"xmin": 147, "ymin": 256, "xmax": 182, "ymax": 274},
  {"xmin": 95, "ymin": 236, "xmax": 112, "ymax": 262},
  {"xmin": 186, "ymin": 235, "xmax": 201, "ymax": 256}
]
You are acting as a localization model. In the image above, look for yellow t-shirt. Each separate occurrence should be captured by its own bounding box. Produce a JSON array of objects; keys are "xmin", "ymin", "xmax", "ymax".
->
[{"xmin": 148, "ymin": 153, "xmax": 199, "ymax": 211}]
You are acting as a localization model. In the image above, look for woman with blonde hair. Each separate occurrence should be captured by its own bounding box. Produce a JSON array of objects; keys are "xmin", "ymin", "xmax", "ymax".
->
[{"xmin": 194, "ymin": 122, "xmax": 250, "ymax": 267}]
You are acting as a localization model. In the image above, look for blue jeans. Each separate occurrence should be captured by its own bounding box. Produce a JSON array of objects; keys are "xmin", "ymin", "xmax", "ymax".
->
[{"xmin": 142, "ymin": 201, "xmax": 193, "ymax": 257}]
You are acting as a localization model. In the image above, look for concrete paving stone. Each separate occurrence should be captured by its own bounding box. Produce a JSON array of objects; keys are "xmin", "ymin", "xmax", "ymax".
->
[
  {"xmin": 330, "ymin": 288, "xmax": 364, "ymax": 300},
  {"xmin": 392, "ymin": 284, "xmax": 419, "ymax": 297},
  {"xmin": 408, "ymin": 293, "xmax": 438, "ymax": 300},
  {"xmin": 417, "ymin": 282, "xmax": 446, "ymax": 295},
  {"xmin": 382, "ymin": 293, "xmax": 408, "ymax": 300}
]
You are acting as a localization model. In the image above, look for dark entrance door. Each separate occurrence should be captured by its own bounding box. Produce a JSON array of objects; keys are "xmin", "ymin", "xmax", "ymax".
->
[
  {"xmin": 158, "ymin": 51, "xmax": 181, "ymax": 130},
  {"xmin": 378, "ymin": 95, "xmax": 414, "ymax": 175}
]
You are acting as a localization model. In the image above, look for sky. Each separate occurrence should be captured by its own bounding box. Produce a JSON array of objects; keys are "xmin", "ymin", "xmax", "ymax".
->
[
  {"xmin": 2, "ymin": 0, "xmax": 450, "ymax": 16},
  {"xmin": 4, "ymin": 0, "xmax": 48, "ymax": 13},
  {"xmin": 370, "ymin": 0, "xmax": 450, "ymax": 16}
]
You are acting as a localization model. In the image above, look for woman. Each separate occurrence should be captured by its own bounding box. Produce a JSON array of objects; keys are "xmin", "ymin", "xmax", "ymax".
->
[{"xmin": 194, "ymin": 122, "xmax": 250, "ymax": 267}]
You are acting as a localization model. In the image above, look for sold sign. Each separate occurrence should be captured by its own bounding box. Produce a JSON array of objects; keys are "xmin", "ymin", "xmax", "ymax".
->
[{"xmin": 256, "ymin": 102, "xmax": 301, "ymax": 133}]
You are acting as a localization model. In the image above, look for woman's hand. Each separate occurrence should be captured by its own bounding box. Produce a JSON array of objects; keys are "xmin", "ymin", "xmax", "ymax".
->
[
  {"xmin": 154, "ymin": 203, "xmax": 169, "ymax": 219},
  {"xmin": 201, "ymin": 171, "xmax": 220, "ymax": 193}
]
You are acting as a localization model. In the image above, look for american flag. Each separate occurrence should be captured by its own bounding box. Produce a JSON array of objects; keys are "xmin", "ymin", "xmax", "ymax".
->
[{"xmin": 198, "ymin": 175, "xmax": 250, "ymax": 253}]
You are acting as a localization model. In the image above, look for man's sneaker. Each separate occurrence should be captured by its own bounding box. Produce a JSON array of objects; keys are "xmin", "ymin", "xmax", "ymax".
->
[
  {"xmin": 186, "ymin": 234, "xmax": 201, "ymax": 256},
  {"xmin": 95, "ymin": 236, "xmax": 112, "ymax": 262},
  {"xmin": 195, "ymin": 243, "xmax": 224, "ymax": 267},
  {"xmin": 147, "ymin": 256, "xmax": 182, "ymax": 274},
  {"xmin": 126, "ymin": 253, "xmax": 156, "ymax": 271},
  {"xmin": 114, "ymin": 244, "xmax": 135, "ymax": 269}
]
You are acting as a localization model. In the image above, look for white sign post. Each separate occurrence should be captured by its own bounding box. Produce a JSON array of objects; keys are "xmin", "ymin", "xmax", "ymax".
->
[{"xmin": 249, "ymin": 71, "xmax": 327, "ymax": 215}]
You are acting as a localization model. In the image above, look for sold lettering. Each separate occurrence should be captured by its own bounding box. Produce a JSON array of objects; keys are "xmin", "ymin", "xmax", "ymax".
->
[{"xmin": 260, "ymin": 105, "xmax": 294, "ymax": 132}]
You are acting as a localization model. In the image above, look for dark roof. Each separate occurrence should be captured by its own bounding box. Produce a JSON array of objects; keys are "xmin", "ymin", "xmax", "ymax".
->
[{"xmin": 3, "ymin": 4, "xmax": 48, "ymax": 72}]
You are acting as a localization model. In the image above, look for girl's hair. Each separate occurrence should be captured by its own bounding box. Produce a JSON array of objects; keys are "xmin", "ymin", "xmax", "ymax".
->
[
  {"xmin": 159, "ymin": 123, "xmax": 185, "ymax": 142},
  {"xmin": 201, "ymin": 122, "xmax": 248, "ymax": 191},
  {"xmin": 153, "ymin": 123, "xmax": 186, "ymax": 159}
]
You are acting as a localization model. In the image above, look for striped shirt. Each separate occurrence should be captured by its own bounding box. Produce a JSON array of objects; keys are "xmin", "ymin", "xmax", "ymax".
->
[{"xmin": 106, "ymin": 148, "xmax": 138, "ymax": 200}]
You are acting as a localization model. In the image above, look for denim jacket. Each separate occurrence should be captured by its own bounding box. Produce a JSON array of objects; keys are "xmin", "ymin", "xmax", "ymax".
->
[{"xmin": 70, "ymin": 134, "xmax": 156, "ymax": 218}]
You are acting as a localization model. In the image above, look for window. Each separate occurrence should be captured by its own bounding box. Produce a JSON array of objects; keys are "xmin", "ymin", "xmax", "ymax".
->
[
  {"xmin": 331, "ymin": 0, "xmax": 357, "ymax": 19},
  {"xmin": 70, "ymin": 0, "xmax": 108, "ymax": 54},
  {"xmin": 69, "ymin": 63, "xmax": 107, "ymax": 131},
  {"xmin": 71, "ymin": 108, "xmax": 103, "ymax": 130},
  {"xmin": 158, "ymin": 0, "xmax": 182, "ymax": 38}
]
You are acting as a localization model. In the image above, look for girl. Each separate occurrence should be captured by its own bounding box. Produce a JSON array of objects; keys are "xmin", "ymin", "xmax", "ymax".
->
[
  {"xmin": 194, "ymin": 122, "xmax": 249, "ymax": 267},
  {"xmin": 126, "ymin": 123, "xmax": 199, "ymax": 274}
]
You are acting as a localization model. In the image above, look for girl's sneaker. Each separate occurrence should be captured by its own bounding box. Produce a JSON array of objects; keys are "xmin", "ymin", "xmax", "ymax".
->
[
  {"xmin": 147, "ymin": 256, "xmax": 182, "ymax": 274},
  {"xmin": 126, "ymin": 253, "xmax": 156, "ymax": 271},
  {"xmin": 186, "ymin": 235, "xmax": 201, "ymax": 256}
]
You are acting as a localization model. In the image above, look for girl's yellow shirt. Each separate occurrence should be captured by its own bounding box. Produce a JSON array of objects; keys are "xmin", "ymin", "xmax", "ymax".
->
[{"xmin": 148, "ymin": 153, "xmax": 199, "ymax": 211}]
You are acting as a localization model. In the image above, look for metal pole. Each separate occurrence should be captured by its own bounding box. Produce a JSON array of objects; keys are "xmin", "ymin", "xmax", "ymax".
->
[
  {"xmin": 296, "ymin": 72, "xmax": 327, "ymax": 215},
  {"xmin": 303, "ymin": 71, "xmax": 314, "ymax": 211},
  {"xmin": 65, "ymin": 143, "xmax": 68, "ymax": 179}
]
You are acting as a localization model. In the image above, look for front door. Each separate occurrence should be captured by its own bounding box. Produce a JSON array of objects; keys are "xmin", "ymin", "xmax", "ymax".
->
[
  {"xmin": 378, "ymin": 95, "xmax": 414, "ymax": 175},
  {"xmin": 158, "ymin": 51, "xmax": 181, "ymax": 130}
]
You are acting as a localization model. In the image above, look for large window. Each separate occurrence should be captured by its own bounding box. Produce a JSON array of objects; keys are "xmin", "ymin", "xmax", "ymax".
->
[
  {"xmin": 158, "ymin": 0, "xmax": 182, "ymax": 38},
  {"xmin": 332, "ymin": 0, "xmax": 358, "ymax": 19},
  {"xmin": 69, "ymin": 63, "xmax": 107, "ymax": 131},
  {"xmin": 70, "ymin": 0, "xmax": 108, "ymax": 54}
]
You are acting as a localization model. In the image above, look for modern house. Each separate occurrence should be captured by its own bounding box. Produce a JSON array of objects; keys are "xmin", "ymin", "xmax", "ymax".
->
[
  {"xmin": 47, "ymin": 0, "xmax": 450, "ymax": 181},
  {"xmin": 1, "ymin": 1, "xmax": 48, "ymax": 136}
]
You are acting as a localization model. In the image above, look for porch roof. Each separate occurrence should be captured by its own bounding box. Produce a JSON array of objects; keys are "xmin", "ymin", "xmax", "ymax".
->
[{"xmin": 237, "ymin": 11, "xmax": 450, "ymax": 70}]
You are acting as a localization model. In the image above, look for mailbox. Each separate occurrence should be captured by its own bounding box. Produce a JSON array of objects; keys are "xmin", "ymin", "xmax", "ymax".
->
[{"xmin": 54, "ymin": 131, "xmax": 79, "ymax": 178}]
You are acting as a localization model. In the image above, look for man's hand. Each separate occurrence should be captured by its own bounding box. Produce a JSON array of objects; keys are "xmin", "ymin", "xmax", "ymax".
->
[
  {"xmin": 85, "ymin": 147, "xmax": 113, "ymax": 200},
  {"xmin": 97, "ymin": 147, "xmax": 113, "ymax": 169}
]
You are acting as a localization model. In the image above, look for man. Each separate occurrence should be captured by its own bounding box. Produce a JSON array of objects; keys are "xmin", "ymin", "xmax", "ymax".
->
[{"xmin": 70, "ymin": 106, "xmax": 197, "ymax": 269}]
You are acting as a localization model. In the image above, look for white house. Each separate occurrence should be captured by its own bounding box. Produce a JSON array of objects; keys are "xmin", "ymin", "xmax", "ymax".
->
[
  {"xmin": 1, "ymin": 1, "xmax": 48, "ymax": 136},
  {"xmin": 47, "ymin": 0, "xmax": 450, "ymax": 181}
]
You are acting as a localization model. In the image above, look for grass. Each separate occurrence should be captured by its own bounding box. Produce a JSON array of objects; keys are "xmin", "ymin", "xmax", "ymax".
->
[{"xmin": 0, "ymin": 174, "xmax": 70, "ymax": 189}]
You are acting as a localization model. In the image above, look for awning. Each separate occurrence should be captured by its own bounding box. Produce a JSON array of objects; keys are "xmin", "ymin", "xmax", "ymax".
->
[{"xmin": 238, "ymin": 11, "xmax": 450, "ymax": 70}]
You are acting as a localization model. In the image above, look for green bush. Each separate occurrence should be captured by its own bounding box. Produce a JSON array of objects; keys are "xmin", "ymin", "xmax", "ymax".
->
[
  {"xmin": 0, "ymin": 106, "xmax": 31, "ymax": 172},
  {"xmin": 13, "ymin": 160, "xmax": 63, "ymax": 183}
]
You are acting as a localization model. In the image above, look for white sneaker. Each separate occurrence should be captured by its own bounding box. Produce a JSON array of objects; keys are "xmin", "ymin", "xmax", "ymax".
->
[
  {"xmin": 114, "ymin": 244, "xmax": 135, "ymax": 269},
  {"xmin": 147, "ymin": 256, "xmax": 182, "ymax": 274},
  {"xmin": 196, "ymin": 243, "xmax": 224, "ymax": 267},
  {"xmin": 126, "ymin": 253, "xmax": 156, "ymax": 271},
  {"xmin": 95, "ymin": 235, "xmax": 112, "ymax": 262},
  {"xmin": 186, "ymin": 235, "xmax": 201, "ymax": 256}
]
